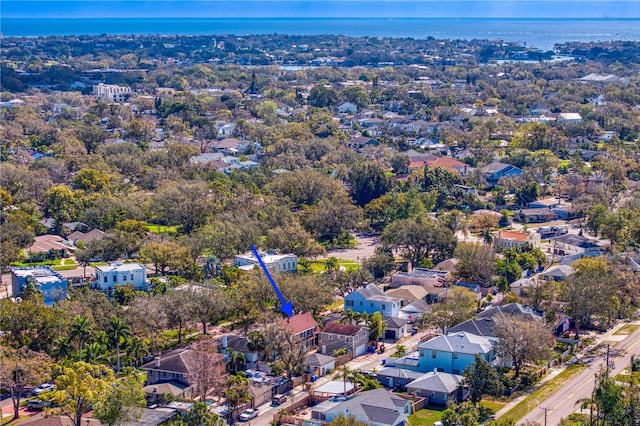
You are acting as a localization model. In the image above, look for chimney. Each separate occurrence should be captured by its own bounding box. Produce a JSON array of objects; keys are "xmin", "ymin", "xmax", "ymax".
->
[
  {"xmin": 154, "ymin": 356, "xmax": 160, "ymax": 368},
  {"xmin": 222, "ymin": 335, "xmax": 228, "ymax": 349},
  {"xmin": 407, "ymin": 262, "xmax": 412, "ymax": 273}
]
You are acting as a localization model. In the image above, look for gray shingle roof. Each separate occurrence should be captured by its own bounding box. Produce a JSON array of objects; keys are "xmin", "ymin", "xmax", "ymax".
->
[
  {"xmin": 407, "ymin": 371, "xmax": 464, "ymax": 393},
  {"xmin": 326, "ymin": 389, "xmax": 409, "ymax": 426},
  {"xmin": 418, "ymin": 332, "xmax": 493, "ymax": 354}
]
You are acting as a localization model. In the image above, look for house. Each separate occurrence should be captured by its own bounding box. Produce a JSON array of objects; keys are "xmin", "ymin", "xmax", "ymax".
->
[
  {"xmin": 11, "ymin": 267, "xmax": 68, "ymax": 306},
  {"xmin": 66, "ymin": 228, "xmax": 106, "ymax": 246},
  {"xmin": 317, "ymin": 322, "xmax": 370, "ymax": 357},
  {"xmin": 140, "ymin": 346, "xmax": 227, "ymax": 399},
  {"xmin": 449, "ymin": 303, "xmax": 544, "ymax": 344},
  {"xmin": 282, "ymin": 312, "xmax": 319, "ymax": 351},
  {"xmin": 94, "ymin": 262, "xmax": 147, "ymax": 294},
  {"xmin": 233, "ymin": 251, "xmax": 298, "ymax": 273},
  {"xmin": 345, "ymin": 136, "xmax": 380, "ymax": 151},
  {"xmin": 385, "ymin": 286, "xmax": 428, "ymax": 306},
  {"xmin": 434, "ymin": 258, "xmax": 460, "ymax": 273},
  {"xmin": 376, "ymin": 367, "xmax": 423, "ymax": 390},
  {"xmin": 344, "ymin": 283, "xmax": 402, "ymax": 318},
  {"xmin": 558, "ymin": 113, "xmax": 582, "ymax": 123},
  {"xmin": 406, "ymin": 371, "xmax": 467, "ymax": 406},
  {"xmin": 509, "ymin": 277, "xmax": 534, "ymax": 296},
  {"xmin": 25, "ymin": 235, "xmax": 74, "ymax": 260},
  {"xmin": 481, "ymin": 161, "xmax": 523, "ymax": 184},
  {"xmin": 211, "ymin": 138, "xmax": 244, "ymax": 153},
  {"xmin": 553, "ymin": 234, "xmax": 602, "ymax": 257},
  {"xmin": 516, "ymin": 208, "xmax": 557, "ymax": 223},
  {"xmin": 426, "ymin": 157, "xmax": 470, "ymax": 176},
  {"xmin": 528, "ymin": 198, "xmax": 561, "ymax": 209},
  {"xmin": 391, "ymin": 268, "xmax": 449, "ymax": 289},
  {"xmin": 494, "ymin": 230, "xmax": 540, "ymax": 250},
  {"xmin": 217, "ymin": 334, "xmax": 258, "ymax": 369},
  {"xmin": 399, "ymin": 299, "xmax": 431, "ymax": 323},
  {"xmin": 314, "ymin": 388, "xmax": 412, "ymax": 426},
  {"xmin": 304, "ymin": 352, "xmax": 336, "ymax": 377},
  {"xmin": 540, "ymin": 264, "xmax": 575, "ymax": 281},
  {"xmin": 93, "ymin": 83, "xmax": 131, "ymax": 102},
  {"xmin": 338, "ymin": 101, "xmax": 358, "ymax": 114},
  {"xmin": 415, "ymin": 332, "xmax": 495, "ymax": 374},
  {"xmin": 384, "ymin": 317, "xmax": 409, "ymax": 341}
]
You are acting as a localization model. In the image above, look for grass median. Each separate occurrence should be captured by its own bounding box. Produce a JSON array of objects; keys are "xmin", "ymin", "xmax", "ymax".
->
[{"xmin": 500, "ymin": 363, "xmax": 586, "ymax": 423}]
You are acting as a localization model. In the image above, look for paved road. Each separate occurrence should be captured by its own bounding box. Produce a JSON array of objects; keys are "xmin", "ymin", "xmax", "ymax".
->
[
  {"xmin": 518, "ymin": 324, "xmax": 640, "ymax": 426},
  {"xmin": 248, "ymin": 330, "xmax": 431, "ymax": 426}
]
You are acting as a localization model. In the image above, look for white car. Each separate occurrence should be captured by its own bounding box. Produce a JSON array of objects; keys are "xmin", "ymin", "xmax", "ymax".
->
[
  {"xmin": 32, "ymin": 383, "xmax": 55, "ymax": 396},
  {"xmin": 238, "ymin": 409, "xmax": 259, "ymax": 421}
]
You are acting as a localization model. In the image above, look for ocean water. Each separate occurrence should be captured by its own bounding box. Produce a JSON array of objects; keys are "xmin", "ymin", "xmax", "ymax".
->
[{"xmin": 2, "ymin": 18, "xmax": 639, "ymax": 51}]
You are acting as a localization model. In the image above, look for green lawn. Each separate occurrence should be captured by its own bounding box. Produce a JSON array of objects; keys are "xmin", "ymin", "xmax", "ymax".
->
[
  {"xmin": 407, "ymin": 407, "xmax": 446, "ymax": 426},
  {"xmin": 306, "ymin": 259, "xmax": 360, "ymax": 273},
  {"xmin": 500, "ymin": 363, "xmax": 586, "ymax": 423},
  {"xmin": 613, "ymin": 324, "xmax": 640, "ymax": 335},
  {"xmin": 480, "ymin": 399, "xmax": 506, "ymax": 413},
  {"xmin": 11, "ymin": 258, "xmax": 77, "ymax": 271}
]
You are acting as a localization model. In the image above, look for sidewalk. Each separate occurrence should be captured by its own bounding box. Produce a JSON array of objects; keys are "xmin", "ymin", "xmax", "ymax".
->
[{"xmin": 494, "ymin": 321, "xmax": 632, "ymax": 419}]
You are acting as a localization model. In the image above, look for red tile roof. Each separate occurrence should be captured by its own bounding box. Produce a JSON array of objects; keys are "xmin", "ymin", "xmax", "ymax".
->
[
  {"xmin": 498, "ymin": 231, "xmax": 530, "ymax": 242},
  {"xmin": 284, "ymin": 312, "xmax": 318, "ymax": 335}
]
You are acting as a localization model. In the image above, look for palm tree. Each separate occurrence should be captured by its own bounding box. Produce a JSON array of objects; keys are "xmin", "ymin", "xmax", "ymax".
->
[
  {"xmin": 54, "ymin": 336, "xmax": 73, "ymax": 359},
  {"xmin": 246, "ymin": 330, "xmax": 266, "ymax": 371},
  {"xmin": 70, "ymin": 316, "xmax": 93, "ymax": 360},
  {"xmin": 84, "ymin": 342, "xmax": 108, "ymax": 364},
  {"xmin": 334, "ymin": 365, "xmax": 355, "ymax": 397},
  {"xmin": 227, "ymin": 349, "xmax": 246, "ymax": 374},
  {"xmin": 126, "ymin": 337, "xmax": 149, "ymax": 367},
  {"xmin": 107, "ymin": 316, "xmax": 132, "ymax": 372},
  {"xmin": 340, "ymin": 309, "xmax": 358, "ymax": 325}
]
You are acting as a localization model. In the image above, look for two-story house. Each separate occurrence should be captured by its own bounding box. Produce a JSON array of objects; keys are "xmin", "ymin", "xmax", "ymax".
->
[
  {"xmin": 344, "ymin": 284, "xmax": 402, "ymax": 318},
  {"xmin": 94, "ymin": 262, "xmax": 147, "ymax": 294},
  {"xmin": 317, "ymin": 322, "xmax": 370, "ymax": 357},
  {"xmin": 282, "ymin": 312, "xmax": 319, "ymax": 351},
  {"xmin": 11, "ymin": 267, "xmax": 68, "ymax": 306},
  {"xmin": 494, "ymin": 230, "xmax": 541, "ymax": 250},
  {"xmin": 553, "ymin": 234, "xmax": 602, "ymax": 258},
  {"xmin": 234, "ymin": 251, "xmax": 298, "ymax": 273},
  {"xmin": 416, "ymin": 332, "xmax": 495, "ymax": 374},
  {"xmin": 140, "ymin": 346, "xmax": 227, "ymax": 399}
]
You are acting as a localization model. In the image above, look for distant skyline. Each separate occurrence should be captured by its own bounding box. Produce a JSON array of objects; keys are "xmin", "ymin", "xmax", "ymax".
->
[{"xmin": 3, "ymin": 1, "xmax": 640, "ymax": 19}]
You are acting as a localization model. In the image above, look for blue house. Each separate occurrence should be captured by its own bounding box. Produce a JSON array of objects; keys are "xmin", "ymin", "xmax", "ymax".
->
[
  {"xmin": 11, "ymin": 267, "xmax": 68, "ymax": 305},
  {"xmin": 416, "ymin": 332, "xmax": 495, "ymax": 374},
  {"xmin": 344, "ymin": 284, "xmax": 402, "ymax": 318},
  {"xmin": 481, "ymin": 161, "xmax": 522, "ymax": 184}
]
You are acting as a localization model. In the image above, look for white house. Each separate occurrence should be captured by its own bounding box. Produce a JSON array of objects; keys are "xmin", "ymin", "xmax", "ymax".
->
[
  {"xmin": 338, "ymin": 102, "xmax": 358, "ymax": 114},
  {"xmin": 233, "ymin": 252, "xmax": 298, "ymax": 273},
  {"xmin": 558, "ymin": 113, "xmax": 582, "ymax": 123},
  {"xmin": 93, "ymin": 83, "xmax": 131, "ymax": 102},
  {"xmin": 94, "ymin": 263, "xmax": 147, "ymax": 293}
]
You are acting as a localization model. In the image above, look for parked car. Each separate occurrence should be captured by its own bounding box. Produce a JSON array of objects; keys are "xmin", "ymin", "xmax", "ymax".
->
[
  {"xmin": 271, "ymin": 394, "xmax": 287, "ymax": 406},
  {"xmin": 27, "ymin": 399, "xmax": 49, "ymax": 410},
  {"xmin": 238, "ymin": 409, "xmax": 259, "ymax": 421},
  {"xmin": 32, "ymin": 383, "xmax": 54, "ymax": 396}
]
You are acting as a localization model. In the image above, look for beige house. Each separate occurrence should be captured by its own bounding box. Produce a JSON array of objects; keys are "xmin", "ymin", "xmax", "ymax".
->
[{"xmin": 494, "ymin": 230, "xmax": 541, "ymax": 250}]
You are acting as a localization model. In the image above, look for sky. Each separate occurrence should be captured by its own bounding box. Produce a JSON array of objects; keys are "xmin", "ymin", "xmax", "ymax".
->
[{"xmin": 2, "ymin": 0, "xmax": 639, "ymax": 19}]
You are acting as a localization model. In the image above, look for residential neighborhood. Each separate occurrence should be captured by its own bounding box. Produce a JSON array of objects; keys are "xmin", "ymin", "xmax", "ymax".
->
[{"xmin": 1, "ymin": 28, "xmax": 640, "ymax": 426}]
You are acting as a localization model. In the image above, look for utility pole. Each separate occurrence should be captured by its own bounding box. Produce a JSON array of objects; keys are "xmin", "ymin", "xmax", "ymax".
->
[
  {"xmin": 605, "ymin": 343, "xmax": 610, "ymax": 371},
  {"xmin": 540, "ymin": 407, "xmax": 553, "ymax": 426}
]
